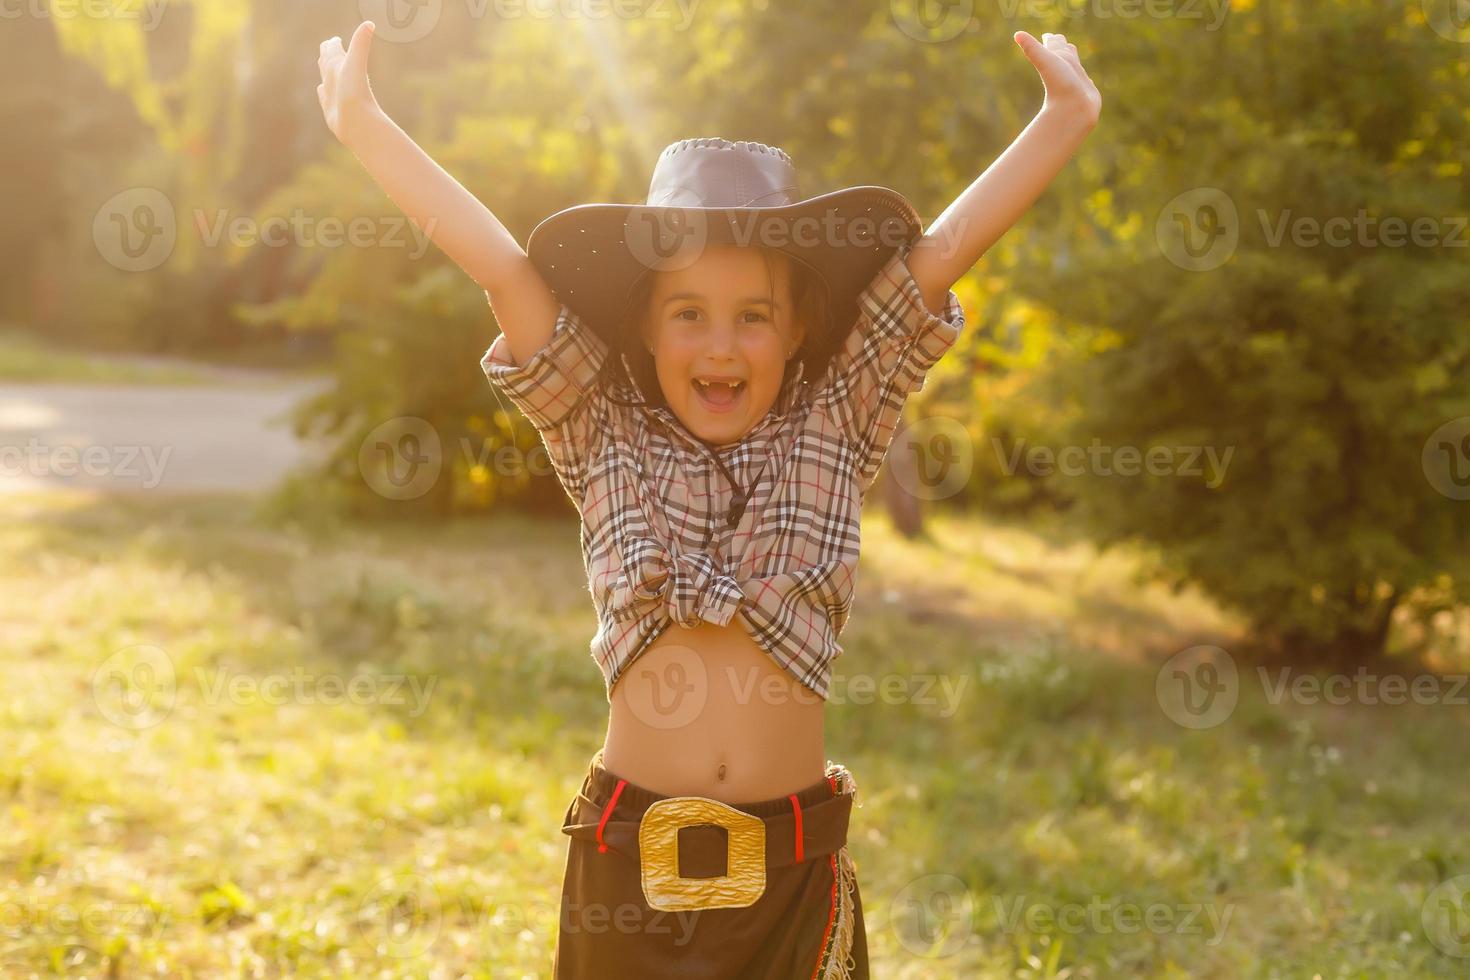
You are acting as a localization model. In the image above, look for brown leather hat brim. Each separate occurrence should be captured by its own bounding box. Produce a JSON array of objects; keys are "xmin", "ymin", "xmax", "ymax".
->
[{"xmin": 525, "ymin": 185, "xmax": 922, "ymax": 374}]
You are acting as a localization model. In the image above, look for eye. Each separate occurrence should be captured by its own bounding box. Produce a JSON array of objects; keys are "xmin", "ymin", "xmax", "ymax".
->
[
  {"xmin": 742, "ymin": 310, "xmax": 769, "ymax": 322},
  {"xmin": 675, "ymin": 308, "xmax": 700, "ymax": 321}
]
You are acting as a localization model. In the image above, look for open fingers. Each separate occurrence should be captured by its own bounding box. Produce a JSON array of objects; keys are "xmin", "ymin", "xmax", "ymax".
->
[
  {"xmin": 317, "ymin": 36, "xmax": 344, "ymax": 80},
  {"xmin": 317, "ymin": 49, "xmax": 339, "ymax": 106},
  {"xmin": 1031, "ymin": 32, "xmax": 1072, "ymax": 63},
  {"xmin": 1060, "ymin": 42, "xmax": 1095, "ymax": 87},
  {"xmin": 1040, "ymin": 32, "xmax": 1093, "ymax": 82}
]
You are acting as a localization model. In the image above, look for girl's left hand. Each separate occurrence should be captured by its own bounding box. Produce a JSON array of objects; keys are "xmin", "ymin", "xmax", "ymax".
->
[{"xmin": 1014, "ymin": 31, "xmax": 1101, "ymax": 131}]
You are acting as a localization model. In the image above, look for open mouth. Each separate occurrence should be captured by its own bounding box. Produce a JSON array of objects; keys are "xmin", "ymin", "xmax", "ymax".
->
[{"xmin": 692, "ymin": 377, "xmax": 747, "ymax": 410}]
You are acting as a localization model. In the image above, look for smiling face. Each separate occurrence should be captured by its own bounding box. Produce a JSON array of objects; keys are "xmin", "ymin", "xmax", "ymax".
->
[{"xmin": 637, "ymin": 245, "xmax": 807, "ymax": 447}]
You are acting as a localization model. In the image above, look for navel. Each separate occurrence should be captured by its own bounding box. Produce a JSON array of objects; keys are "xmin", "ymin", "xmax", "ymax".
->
[{"xmin": 716, "ymin": 762, "xmax": 728, "ymax": 782}]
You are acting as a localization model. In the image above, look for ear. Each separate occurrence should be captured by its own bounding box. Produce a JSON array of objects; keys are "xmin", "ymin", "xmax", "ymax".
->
[
  {"xmin": 778, "ymin": 254, "xmax": 806, "ymax": 356},
  {"xmin": 788, "ymin": 318, "xmax": 805, "ymax": 358}
]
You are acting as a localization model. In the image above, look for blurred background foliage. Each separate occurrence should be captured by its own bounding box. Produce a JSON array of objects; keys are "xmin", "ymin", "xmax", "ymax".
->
[{"xmin": 2, "ymin": 0, "xmax": 1467, "ymax": 666}]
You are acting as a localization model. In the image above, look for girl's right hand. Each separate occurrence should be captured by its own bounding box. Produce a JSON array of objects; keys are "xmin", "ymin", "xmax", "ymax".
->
[{"xmin": 316, "ymin": 21, "xmax": 381, "ymax": 147}]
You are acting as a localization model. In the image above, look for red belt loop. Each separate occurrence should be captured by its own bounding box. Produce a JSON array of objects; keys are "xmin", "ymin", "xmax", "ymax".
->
[
  {"xmin": 596, "ymin": 779, "xmax": 628, "ymax": 854},
  {"xmin": 788, "ymin": 793, "xmax": 804, "ymax": 864}
]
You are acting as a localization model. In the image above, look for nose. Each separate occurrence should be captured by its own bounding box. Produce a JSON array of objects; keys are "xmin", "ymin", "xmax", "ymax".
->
[{"xmin": 704, "ymin": 318, "xmax": 739, "ymax": 358}]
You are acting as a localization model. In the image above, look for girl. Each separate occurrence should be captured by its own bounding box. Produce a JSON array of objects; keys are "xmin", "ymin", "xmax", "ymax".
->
[{"xmin": 317, "ymin": 22, "xmax": 1098, "ymax": 978}]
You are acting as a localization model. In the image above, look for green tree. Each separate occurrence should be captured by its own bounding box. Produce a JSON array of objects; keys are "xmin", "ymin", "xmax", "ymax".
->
[{"xmin": 1010, "ymin": 0, "xmax": 1470, "ymax": 665}]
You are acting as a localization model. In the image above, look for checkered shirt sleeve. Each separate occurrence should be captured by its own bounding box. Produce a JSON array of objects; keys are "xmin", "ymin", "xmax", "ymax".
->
[
  {"xmin": 481, "ymin": 303, "xmax": 610, "ymax": 503},
  {"xmin": 814, "ymin": 240, "xmax": 968, "ymax": 492}
]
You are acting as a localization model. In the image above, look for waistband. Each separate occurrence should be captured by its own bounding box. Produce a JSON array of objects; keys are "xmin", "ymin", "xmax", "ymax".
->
[{"xmin": 563, "ymin": 748, "xmax": 859, "ymax": 872}]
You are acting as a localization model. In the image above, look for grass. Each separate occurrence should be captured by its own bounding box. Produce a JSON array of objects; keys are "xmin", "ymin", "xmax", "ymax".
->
[{"xmin": 2, "ymin": 491, "xmax": 1467, "ymax": 978}]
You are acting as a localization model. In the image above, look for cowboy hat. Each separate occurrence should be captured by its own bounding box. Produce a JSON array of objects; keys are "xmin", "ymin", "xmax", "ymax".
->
[{"xmin": 524, "ymin": 137, "xmax": 924, "ymax": 383}]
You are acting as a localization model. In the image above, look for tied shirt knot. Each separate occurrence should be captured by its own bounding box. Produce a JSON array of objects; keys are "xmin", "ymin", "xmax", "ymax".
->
[{"xmin": 610, "ymin": 537, "xmax": 744, "ymax": 629}]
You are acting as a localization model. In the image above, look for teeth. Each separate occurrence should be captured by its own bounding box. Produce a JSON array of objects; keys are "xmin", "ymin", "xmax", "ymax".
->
[{"xmin": 695, "ymin": 379, "xmax": 745, "ymax": 392}]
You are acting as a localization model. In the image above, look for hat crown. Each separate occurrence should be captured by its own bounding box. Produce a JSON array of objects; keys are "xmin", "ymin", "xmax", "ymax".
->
[{"xmin": 646, "ymin": 138, "xmax": 800, "ymax": 210}]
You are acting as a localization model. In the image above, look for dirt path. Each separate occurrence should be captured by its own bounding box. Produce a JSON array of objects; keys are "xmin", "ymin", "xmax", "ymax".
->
[{"xmin": 0, "ymin": 375, "xmax": 336, "ymax": 493}]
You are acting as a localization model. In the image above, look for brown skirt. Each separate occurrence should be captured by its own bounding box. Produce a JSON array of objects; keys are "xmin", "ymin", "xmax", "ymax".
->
[{"xmin": 553, "ymin": 748, "xmax": 869, "ymax": 979}]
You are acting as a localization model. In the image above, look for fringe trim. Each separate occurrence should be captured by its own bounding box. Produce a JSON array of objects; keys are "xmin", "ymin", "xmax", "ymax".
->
[
  {"xmin": 816, "ymin": 844, "xmax": 860, "ymax": 980},
  {"xmin": 816, "ymin": 762, "xmax": 861, "ymax": 980},
  {"xmin": 824, "ymin": 760, "xmax": 860, "ymax": 809}
]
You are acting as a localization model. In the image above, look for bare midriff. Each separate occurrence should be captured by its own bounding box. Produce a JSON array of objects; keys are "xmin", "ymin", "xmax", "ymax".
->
[{"xmin": 602, "ymin": 619, "xmax": 827, "ymax": 804}]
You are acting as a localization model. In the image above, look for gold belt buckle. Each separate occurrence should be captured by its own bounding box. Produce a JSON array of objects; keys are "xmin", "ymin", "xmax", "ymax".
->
[{"xmin": 638, "ymin": 796, "xmax": 767, "ymax": 911}]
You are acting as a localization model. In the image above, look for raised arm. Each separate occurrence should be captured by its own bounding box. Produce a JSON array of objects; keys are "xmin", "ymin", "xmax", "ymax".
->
[
  {"xmin": 315, "ymin": 20, "xmax": 558, "ymax": 364},
  {"xmin": 906, "ymin": 30, "xmax": 1102, "ymax": 314},
  {"xmin": 815, "ymin": 32, "xmax": 1099, "ymax": 494}
]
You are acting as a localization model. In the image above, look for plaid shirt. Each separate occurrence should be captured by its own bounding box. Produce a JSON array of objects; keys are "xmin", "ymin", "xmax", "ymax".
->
[{"xmin": 481, "ymin": 240, "xmax": 966, "ymax": 701}]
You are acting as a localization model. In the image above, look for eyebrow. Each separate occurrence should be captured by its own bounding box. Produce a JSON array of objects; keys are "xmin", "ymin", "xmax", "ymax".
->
[{"xmin": 661, "ymin": 293, "xmax": 777, "ymax": 308}]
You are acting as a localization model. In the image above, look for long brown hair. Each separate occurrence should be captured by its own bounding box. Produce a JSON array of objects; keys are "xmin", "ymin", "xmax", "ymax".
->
[{"xmin": 597, "ymin": 246, "xmax": 832, "ymax": 414}]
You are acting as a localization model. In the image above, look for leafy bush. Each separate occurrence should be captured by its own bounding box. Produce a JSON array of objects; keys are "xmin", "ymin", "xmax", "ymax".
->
[
  {"xmin": 280, "ymin": 266, "xmax": 572, "ymax": 521},
  {"xmin": 1002, "ymin": 2, "xmax": 1470, "ymax": 665}
]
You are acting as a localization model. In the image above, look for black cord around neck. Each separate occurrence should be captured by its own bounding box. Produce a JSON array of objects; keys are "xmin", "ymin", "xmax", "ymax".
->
[
  {"xmin": 705, "ymin": 447, "xmax": 748, "ymax": 530},
  {"xmin": 599, "ymin": 359, "xmax": 751, "ymax": 532}
]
